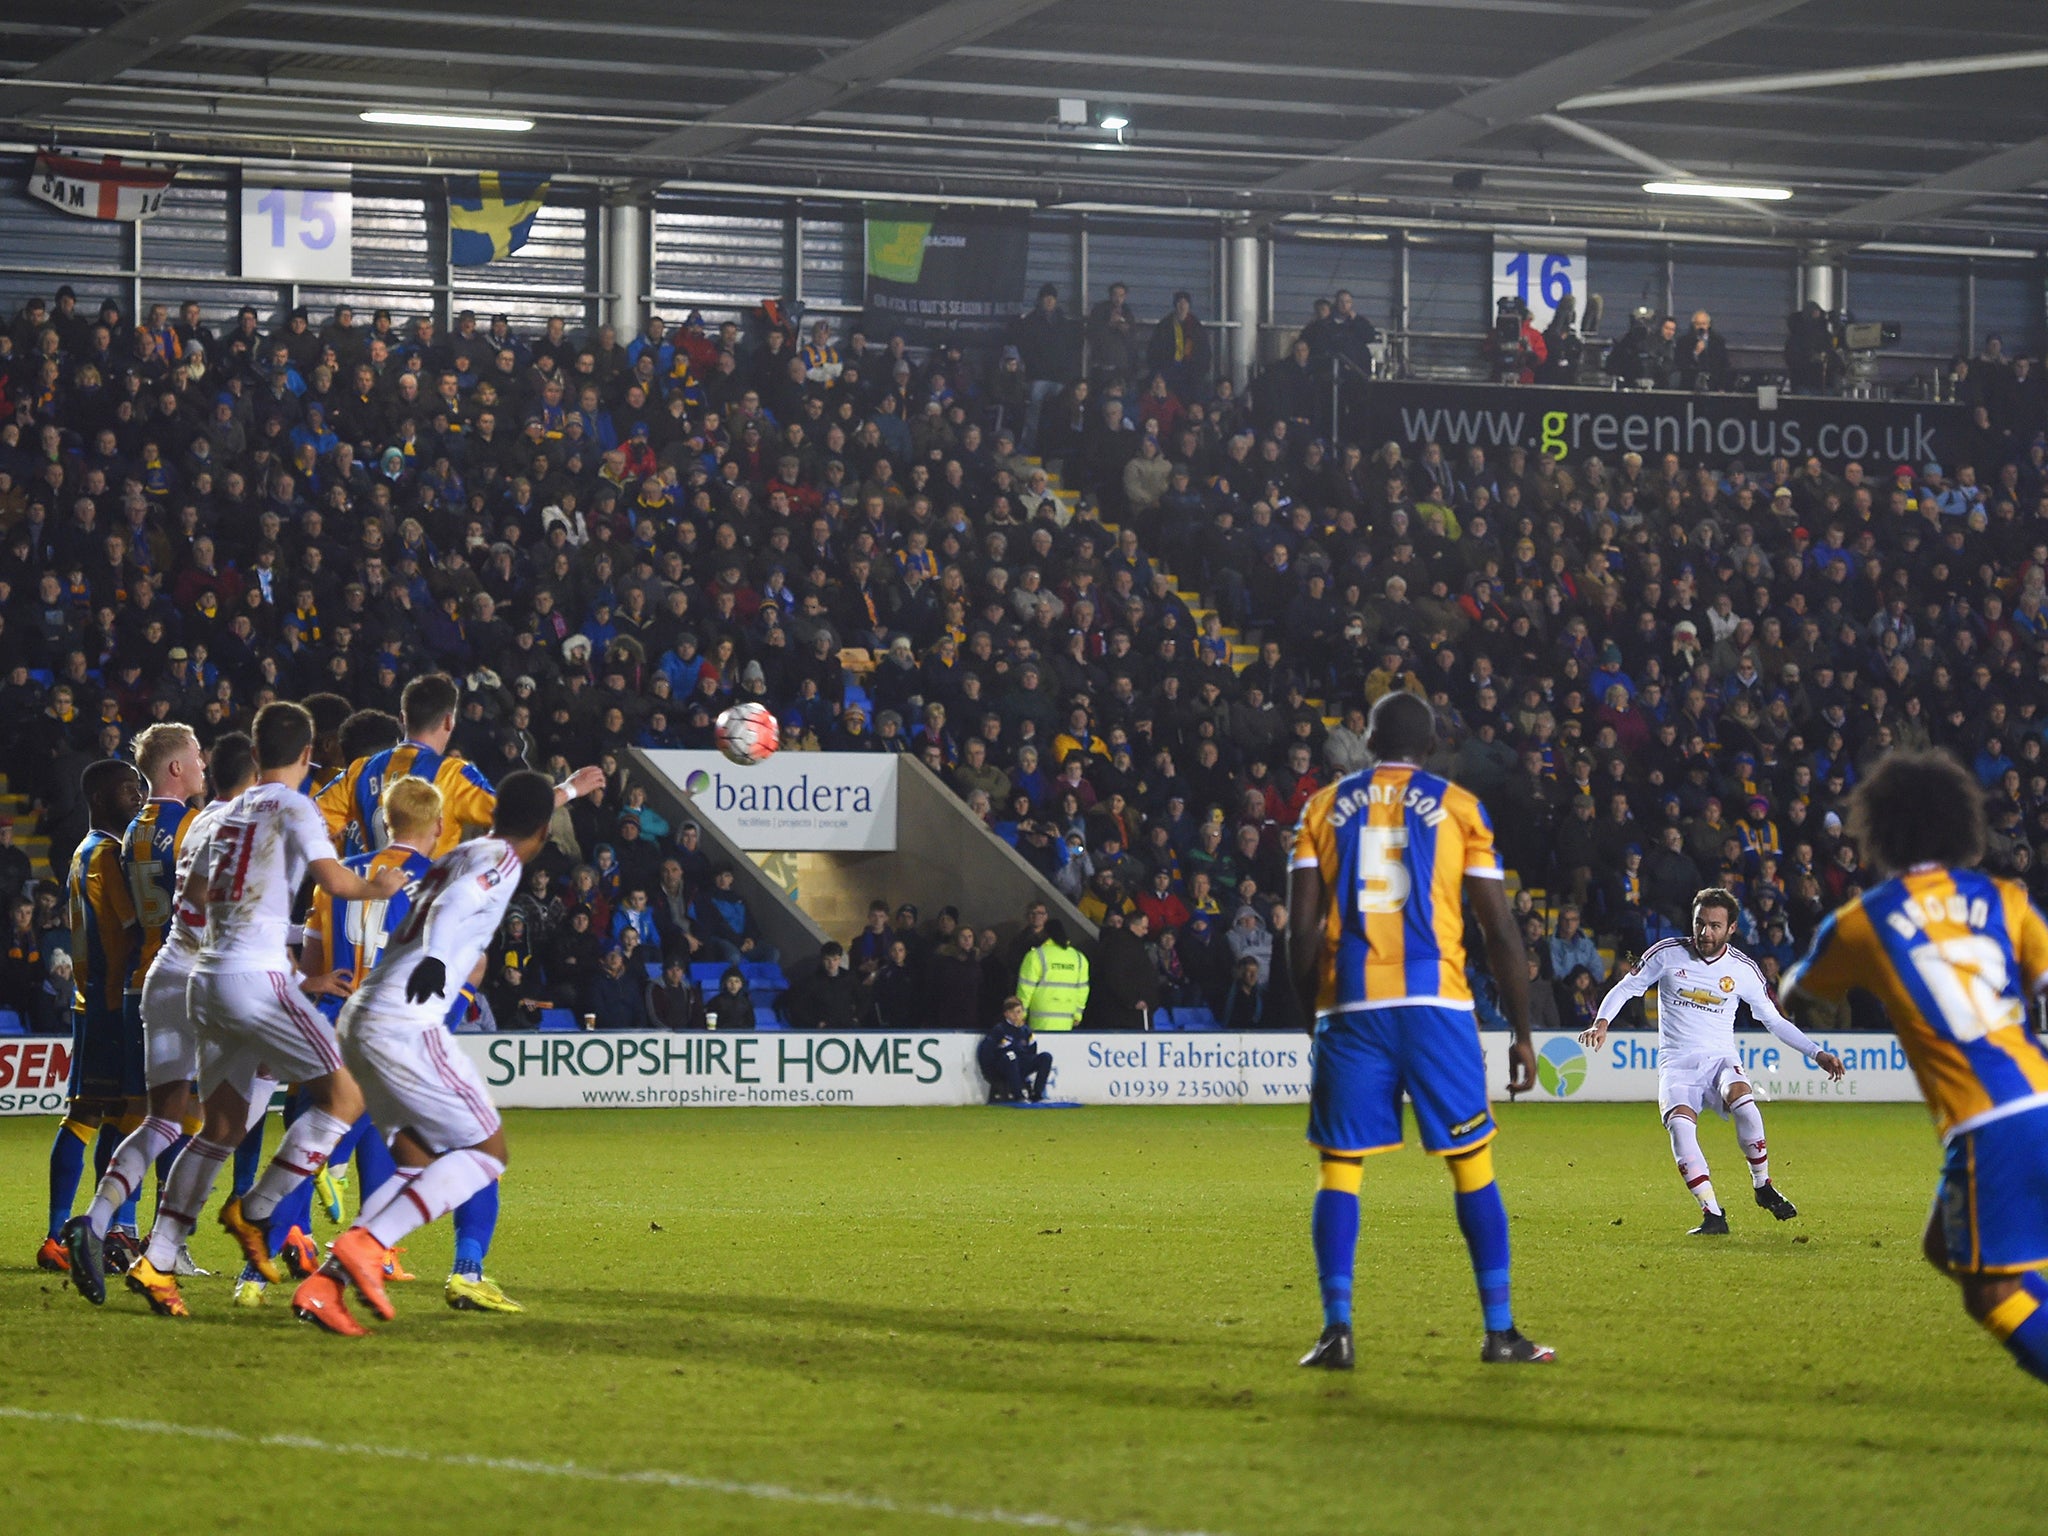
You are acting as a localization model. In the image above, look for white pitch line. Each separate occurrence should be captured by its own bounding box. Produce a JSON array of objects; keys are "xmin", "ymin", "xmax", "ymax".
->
[{"xmin": 0, "ymin": 1406, "xmax": 1227, "ymax": 1536}]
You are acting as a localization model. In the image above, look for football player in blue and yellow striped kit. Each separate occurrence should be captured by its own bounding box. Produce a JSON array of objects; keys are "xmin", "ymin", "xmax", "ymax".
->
[
  {"xmin": 38, "ymin": 759, "xmax": 145, "ymax": 1273},
  {"xmin": 1287, "ymin": 693, "xmax": 1553, "ymax": 1368},
  {"xmin": 317, "ymin": 673, "xmax": 600, "ymax": 856},
  {"xmin": 1784, "ymin": 748, "xmax": 2048, "ymax": 1386}
]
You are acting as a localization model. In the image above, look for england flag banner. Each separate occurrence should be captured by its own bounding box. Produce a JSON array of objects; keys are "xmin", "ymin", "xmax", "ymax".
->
[{"xmin": 29, "ymin": 151, "xmax": 176, "ymax": 221}]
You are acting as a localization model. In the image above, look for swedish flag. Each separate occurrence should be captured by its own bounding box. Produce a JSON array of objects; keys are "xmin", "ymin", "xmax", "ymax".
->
[{"xmin": 448, "ymin": 172, "xmax": 550, "ymax": 266}]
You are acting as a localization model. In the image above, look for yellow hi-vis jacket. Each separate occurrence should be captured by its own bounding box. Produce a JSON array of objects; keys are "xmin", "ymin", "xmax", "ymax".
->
[{"xmin": 1016, "ymin": 940, "xmax": 1090, "ymax": 1031}]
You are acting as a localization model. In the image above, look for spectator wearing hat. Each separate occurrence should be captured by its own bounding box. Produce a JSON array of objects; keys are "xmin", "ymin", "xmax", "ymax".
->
[{"xmin": 582, "ymin": 942, "xmax": 647, "ymax": 1031}]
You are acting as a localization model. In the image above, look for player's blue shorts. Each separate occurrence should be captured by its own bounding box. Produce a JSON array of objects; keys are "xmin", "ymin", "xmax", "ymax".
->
[
  {"xmin": 1934, "ymin": 1102, "xmax": 2048, "ymax": 1274},
  {"xmin": 1307, "ymin": 1003, "xmax": 1495, "ymax": 1157},
  {"xmin": 69, "ymin": 997, "xmax": 145, "ymax": 1103}
]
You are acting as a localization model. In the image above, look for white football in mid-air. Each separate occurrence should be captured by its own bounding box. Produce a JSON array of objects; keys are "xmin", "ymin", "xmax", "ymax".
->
[{"xmin": 715, "ymin": 702, "xmax": 780, "ymax": 765}]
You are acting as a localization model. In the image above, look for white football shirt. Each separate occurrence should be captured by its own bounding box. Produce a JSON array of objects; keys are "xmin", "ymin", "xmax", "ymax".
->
[
  {"xmin": 155, "ymin": 796, "xmax": 230, "ymax": 973},
  {"xmin": 1594, "ymin": 937, "xmax": 1823, "ymax": 1068},
  {"xmin": 192, "ymin": 781, "xmax": 340, "ymax": 974},
  {"xmin": 341, "ymin": 836, "xmax": 522, "ymax": 1036}
]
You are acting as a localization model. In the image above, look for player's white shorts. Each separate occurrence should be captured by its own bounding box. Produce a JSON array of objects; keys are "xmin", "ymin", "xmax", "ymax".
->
[
  {"xmin": 1659, "ymin": 1055, "xmax": 1751, "ymax": 1120},
  {"xmin": 141, "ymin": 960, "xmax": 199, "ymax": 1089},
  {"xmin": 190, "ymin": 969, "xmax": 343, "ymax": 1103},
  {"xmin": 340, "ymin": 1018, "xmax": 501, "ymax": 1155}
]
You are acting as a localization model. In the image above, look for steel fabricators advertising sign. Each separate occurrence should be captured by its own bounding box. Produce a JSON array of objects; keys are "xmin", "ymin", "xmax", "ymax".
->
[
  {"xmin": 0, "ymin": 1036, "xmax": 73, "ymax": 1116},
  {"xmin": 454, "ymin": 1031, "xmax": 1312, "ymax": 1110},
  {"xmin": 1359, "ymin": 380, "xmax": 1969, "ymax": 471},
  {"xmin": 1484, "ymin": 1030, "xmax": 1925, "ymax": 1105},
  {"xmin": 863, "ymin": 204, "xmax": 1031, "ymax": 345},
  {"xmin": 638, "ymin": 750, "xmax": 898, "ymax": 852}
]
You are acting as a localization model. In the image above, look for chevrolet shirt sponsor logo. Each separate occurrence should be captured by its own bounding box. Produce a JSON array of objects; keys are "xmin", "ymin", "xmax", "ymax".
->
[{"xmin": 1675, "ymin": 987, "xmax": 1723, "ymax": 1007}]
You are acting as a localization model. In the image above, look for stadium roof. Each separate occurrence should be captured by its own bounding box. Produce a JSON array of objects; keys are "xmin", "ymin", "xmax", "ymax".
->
[{"xmin": 5, "ymin": 0, "xmax": 2048, "ymax": 243}]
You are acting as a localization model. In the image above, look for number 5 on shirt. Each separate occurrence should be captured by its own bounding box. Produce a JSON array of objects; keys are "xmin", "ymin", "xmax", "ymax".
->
[{"xmin": 1357, "ymin": 826, "xmax": 1411, "ymax": 914}]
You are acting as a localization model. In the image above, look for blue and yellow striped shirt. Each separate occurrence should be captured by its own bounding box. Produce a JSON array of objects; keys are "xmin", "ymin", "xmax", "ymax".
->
[
  {"xmin": 1290, "ymin": 762, "xmax": 1502, "ymax": 1015},
  {"xmin": 1785, "ymin": 865, "xmax": 2048, "ymax": 1140},
  {"xmin": 122, "ymin": 797, "xmax": 193, "ymax": 978},
  {"xmin": 69, "ymin": 828, "xmax": 138, "ymax": 1014},
  {"xmin": 317, "ymin": 740, "xmax": 497, "ymax": 859}
]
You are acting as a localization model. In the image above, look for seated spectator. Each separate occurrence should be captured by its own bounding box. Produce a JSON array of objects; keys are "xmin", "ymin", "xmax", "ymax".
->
[
  {"xmin": 701, "ymin": 964, "xmax": 757, "ymax": 1031},
  {"xmin": 692, "ymin": 864, "xmax": 779, "ymax": 966},
  {"xmin": 1221, "ymin": 956, "xmax": 1277, "ymax": 1030},
  {"xmin": 1546, "ymin": 905, "xmax": 1604, "ymax": 989},
  {"xmin": 581, "ymin": 943, "xmax": 647, "ymax": 1031},
  {"xmin": 784, "ymin": 941, "xmax": 858, "ymax": 1029},
  {"xmin": 978, "ymin": 996, "xmax": 1052, "ymax": 1103},
  {"xmin": 646, "ymin": 951, "xmax": 706, "ymax": 1030}
]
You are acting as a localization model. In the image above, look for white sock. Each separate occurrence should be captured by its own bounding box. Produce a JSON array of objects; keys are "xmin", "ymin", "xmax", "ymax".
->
[
  {"xmin": 1667, "ymin": 1114, "xmax": 1720, "ymax": 1214},
  {"xmin": 241, "ymin": 1107, "xmax": 352, "ymax": 1222},
  {"xmin": 85, "ymin": 1116, "xmax": 182, "ymax": 1238},
  {"xmin": 351, "ymin": 1166, "xmax": 420, "ymax": 1237},
  {"xmin": 1731, "ymin": 1097, "xmax": 1770, "ymax": 1187},
  {"xmin": 143, "ymin": 1137, "xmax": 233, "ymax": 1269},
  {"xmin": 362, "ymin": 1150, "xmax": 504, "ymax": 1250}
]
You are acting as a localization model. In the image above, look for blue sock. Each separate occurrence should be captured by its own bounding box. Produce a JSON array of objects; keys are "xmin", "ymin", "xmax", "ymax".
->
[
  {"xmin": 452, "ymin": 1182, "xmax": 499, "ymax": 1278},
  {"xmin": 47, "ymin": 1119, "xmax": 91, "ymax": 1239},
  {"xmin": 354, "ymin": 1124, "xmax": 396, "ymax": 1205},
  {"xmin": 1995, "ymin": 1272, "xmax": 2048, "ymax": 1384},
  {"xmin": 97, "ymin": 1125, "xmax": 140, "ymax": 1233},
  {"xmin": 267, "ymin": 1173, "xmax": 316, "ymax": 1256},
  {"xmin": 232, "ymin": 1118, "xmax": 266, "ymax": 1198},
  {"xmin": 327, "ymin": 1113, "xmax": 372, "ymax": 1174},
  {"xmin": 1454, "ymin": 1181, "xmax": 1515, "ymax": 1334},
  {"xmin": 1312, "ymin": 1188, "xmax": 1360, "ymax": 1328},
  {"xmin": 155, "ymin": 1134, "xmax": 189, "ymax": 1211}
]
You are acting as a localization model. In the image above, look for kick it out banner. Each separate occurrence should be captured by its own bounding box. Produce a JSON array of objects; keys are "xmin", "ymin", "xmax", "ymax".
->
[{"xmin": 863, "ymin": 205, "xmax": 1030, "ymax": 346}]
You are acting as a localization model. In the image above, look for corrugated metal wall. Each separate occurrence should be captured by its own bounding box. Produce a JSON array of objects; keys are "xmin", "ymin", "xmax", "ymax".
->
[
  {"xmin": 0, "ymin": 154, "xmax": 2036, "ymax": 385},
  {"xmin": 1269, "ymin": 234, "xmax": 1398, "ymax": 346}
]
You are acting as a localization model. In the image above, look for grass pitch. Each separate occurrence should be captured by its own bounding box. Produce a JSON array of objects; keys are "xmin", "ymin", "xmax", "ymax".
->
[{"xmin": 0, "ymin": 1101, "xmax": 2038, "ymax": 1535}]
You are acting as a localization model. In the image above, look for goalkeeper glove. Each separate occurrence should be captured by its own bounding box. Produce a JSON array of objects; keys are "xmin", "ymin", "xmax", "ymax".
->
[{"xmin": 405, "ymin": 957, "xmax": 447, "ymax": 1005}]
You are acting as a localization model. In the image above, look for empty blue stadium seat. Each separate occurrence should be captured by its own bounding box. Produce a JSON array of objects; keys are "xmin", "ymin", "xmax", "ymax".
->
[
  {"xmin": 741, "ymin": 961, "xmax": 786, "ymax": 987},
  {"xmin": 0, "ymin": 1009, "xmax": 23, "ymax": 1035},
  {"xmin": 1164, "ymin": 1005, "xmax": 1222, "ymax": 1032},
  {"xmin": 690, "ymin": 963, "xmax": 727, "ymax": 987},
  {"xmin": 537, "ymin": 1009, "xmax": 579, "ymax": 1032}
]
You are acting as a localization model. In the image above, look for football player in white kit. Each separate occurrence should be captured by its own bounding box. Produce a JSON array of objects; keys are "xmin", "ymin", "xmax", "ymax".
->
[
  {"xmin": 61, "ymin": 731, "xmax": 256, "ymax": 1302},
  {"xmin": 293, "ymin": 769, "xmax": 557, "ymax": 1336},
  {"xmin": 117, "ymin": 704, "xmax": 409, "ymax": 1316},
  {"xmin": 1582, "ymin": 888, "xmax": 1847, "ymax": 1234}
]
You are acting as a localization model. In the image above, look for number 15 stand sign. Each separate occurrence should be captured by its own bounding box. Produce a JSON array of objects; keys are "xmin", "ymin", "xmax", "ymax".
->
[{"xmin": 240, "ymin": 181, "xmax": 353, "ymax": 283}]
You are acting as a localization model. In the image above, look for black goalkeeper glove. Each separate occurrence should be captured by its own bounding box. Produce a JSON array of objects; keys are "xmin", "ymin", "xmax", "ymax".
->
[{"xmin": 405, "ymin": 956, "xmax": 447, "ymax": 1005}]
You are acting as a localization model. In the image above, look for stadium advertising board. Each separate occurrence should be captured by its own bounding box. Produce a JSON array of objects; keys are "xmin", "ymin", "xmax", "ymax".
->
[
  {"xmin": 0, "ymin": 1036, "xmax": 72, "ymax": 1115},
  {"xmin": 639, "ymin": 750, "xmax": 898, "ymax": 852},
  {"xmin": 1359, "ymin": 380, "xmax": 1968, "ymax": 471},
  {"xmin": 454, "ymin": 1031, "xmax": 1311, "ymax": 1110},
  {"xmin": 1487, "ymin": 1030, "xmax": 1924, "ymax": 1105}
]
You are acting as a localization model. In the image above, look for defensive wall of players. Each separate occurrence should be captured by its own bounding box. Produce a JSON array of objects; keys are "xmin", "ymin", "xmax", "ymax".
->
[{"xmin": 0, "ymin": 1030, "xmax": 1925, "ymax": 1114}]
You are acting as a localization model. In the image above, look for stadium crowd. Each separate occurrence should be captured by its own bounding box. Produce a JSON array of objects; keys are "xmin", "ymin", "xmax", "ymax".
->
[{"xmin": 0, "ymin": 274, "xmax": 2043, "ymax": 1033}]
